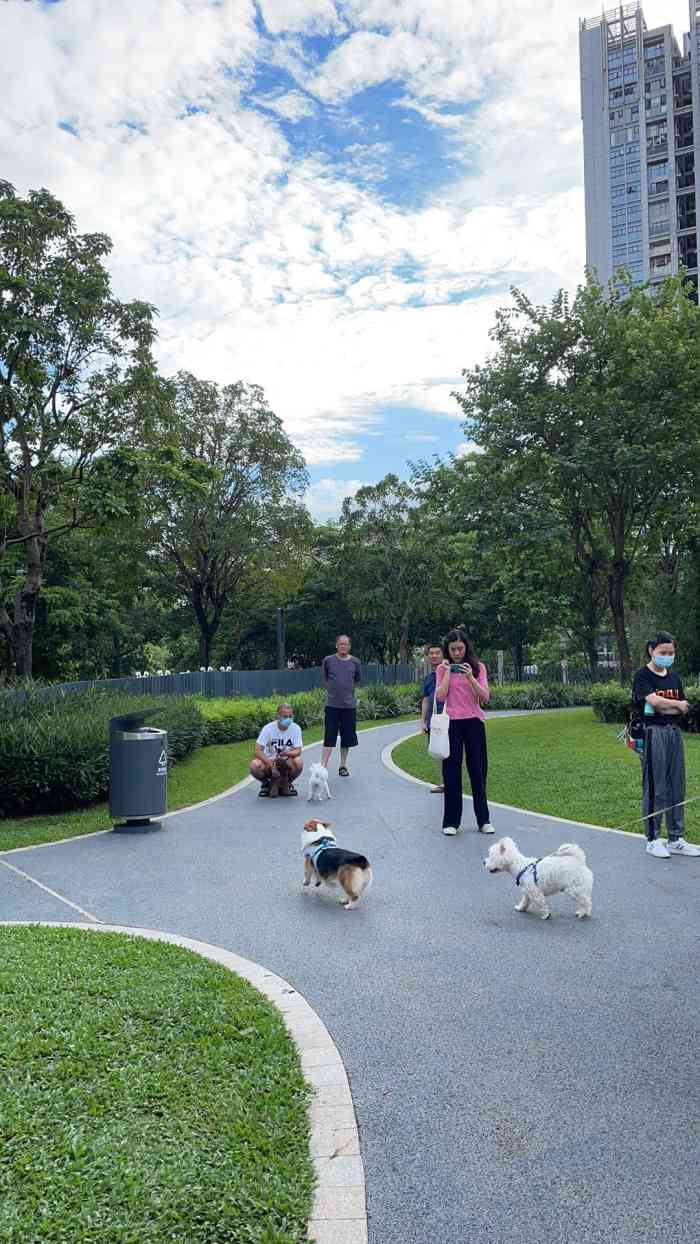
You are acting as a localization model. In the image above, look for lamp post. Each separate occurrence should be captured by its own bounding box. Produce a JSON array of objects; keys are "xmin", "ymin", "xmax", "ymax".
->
[{"xmin": 276, "ymin": 606, "xmax": 286, "ymax": 670}]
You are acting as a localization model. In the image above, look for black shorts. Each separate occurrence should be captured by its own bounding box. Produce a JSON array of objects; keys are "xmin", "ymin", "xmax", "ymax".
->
[{"xmin": 324, "ymin": 706, "xmax": 358, "ymax": 749}]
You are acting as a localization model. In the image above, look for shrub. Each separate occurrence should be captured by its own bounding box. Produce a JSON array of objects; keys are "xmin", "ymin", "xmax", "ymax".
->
[
  {"xmin": 201, "ymin": 683, "xmax": 422, "ymax": 743},
  {"xmin": 590, "ymin": 681, "xmax": 700, "ymax": 730},
  {"xmin": 487, "ymin": 682, "xmax": 591, "ymax": 712},
  {"xmin": 0, "ymin": 691, "xmax": 204, "ymax": 817}
]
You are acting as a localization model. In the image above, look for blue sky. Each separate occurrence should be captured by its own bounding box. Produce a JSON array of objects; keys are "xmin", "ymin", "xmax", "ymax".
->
[{"xmin": 1, "ymin": 0, "xmax": 687, "ymax": 517}]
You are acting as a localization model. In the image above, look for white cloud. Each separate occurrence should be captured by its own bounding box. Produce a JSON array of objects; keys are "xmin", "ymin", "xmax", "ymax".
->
[
  {"xmin": 254, "ymin": 91, "xmax": 317, "ymax": 122},
  {"xmin": 2, "ymin": 0, "xmax": 656, "ymax": 471},
  {"xmin": 306, "ymin": 477, "xmax": 366, "ymax": 519},
  {"xmin": 257, "ymin": 0, "xmax": 343, "ymax": 36}
]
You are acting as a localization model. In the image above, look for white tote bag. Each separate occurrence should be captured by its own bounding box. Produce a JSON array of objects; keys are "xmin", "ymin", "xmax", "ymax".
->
[{"xmin": 428, "ymin": 692, "xmax": 450, "ymax": 759}]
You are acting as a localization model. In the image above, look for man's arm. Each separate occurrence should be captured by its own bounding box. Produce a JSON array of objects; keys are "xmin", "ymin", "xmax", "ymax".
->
[
  {"xmin": 254, "ymin": 743, "xmax": 275, "ymax": 766},
  {"xmin": 421, "ymin": 695, "xmax": 430, "ymax": 731}
]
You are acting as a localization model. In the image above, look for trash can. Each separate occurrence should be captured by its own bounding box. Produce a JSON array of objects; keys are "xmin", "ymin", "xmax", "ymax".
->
[{"xmin": 109, "ymin": 711, "xmax": 167, "ymax": 831}]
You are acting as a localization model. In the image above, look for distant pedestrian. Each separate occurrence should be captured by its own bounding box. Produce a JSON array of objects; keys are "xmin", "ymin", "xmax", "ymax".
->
[
  {"xmin": 321, "ymin": 635, "xmax": 362, "ymax": 777},
  {"xmin": 434, "ymin": 628, "xmax": 494, "ymax": 837},
  {"xmin": 420, "ymin": 643, "xmax": 446, "ymax": 793},
  {"xmin": 632, "ymin": 631, "xmax": 698, "ymax": 858}
]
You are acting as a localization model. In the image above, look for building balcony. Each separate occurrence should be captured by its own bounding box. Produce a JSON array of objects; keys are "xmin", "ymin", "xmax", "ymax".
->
[{"xmin": 648, "ymin": 220, "xmax": 671, "ymax": 238}]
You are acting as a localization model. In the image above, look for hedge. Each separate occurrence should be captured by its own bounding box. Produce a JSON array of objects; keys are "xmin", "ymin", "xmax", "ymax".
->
[
  {"xmin": 590, "ymin": 681, "xmax": 700, "ymax": 728},
  {"xmin": 200, "ymin": 681, "xmax": 592, "ymax": 745},
  {"xmin": 2, "ymin": 680, "xmax": 595, "ymax": 818},
  {"xmin": 0, "ymin": 691, "xmax": 204, "ymax": 817}
]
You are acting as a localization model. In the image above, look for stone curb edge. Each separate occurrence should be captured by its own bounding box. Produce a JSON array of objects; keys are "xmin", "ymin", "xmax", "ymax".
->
[
  {"xmin": 381, "ymin": 731, "xmax": 651, "ymax": 842},
  {"xmin": 0, "ymin": 920, "xmax": 368, "ymax": 1244}
]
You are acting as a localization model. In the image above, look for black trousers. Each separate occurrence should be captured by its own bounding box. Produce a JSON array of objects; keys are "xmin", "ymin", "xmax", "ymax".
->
[{"xmin": 441, "ymin": 718, "xmax": 490, "ymax": 829}]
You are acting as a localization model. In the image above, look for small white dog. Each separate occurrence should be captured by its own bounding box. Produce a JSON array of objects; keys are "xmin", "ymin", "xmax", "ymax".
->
[
  {"xmin": 484, "ymin": 836, "xmax": 593, "ymax": 920},
  {"xmin": 306, "ymin": 761, "xmax": 332, "ymax": 802}
]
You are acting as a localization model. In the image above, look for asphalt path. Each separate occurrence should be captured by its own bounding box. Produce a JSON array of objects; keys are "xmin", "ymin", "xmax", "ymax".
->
[{"xmin": 2, "ymin": 719, "xmax": 700, "ymax": 1243}]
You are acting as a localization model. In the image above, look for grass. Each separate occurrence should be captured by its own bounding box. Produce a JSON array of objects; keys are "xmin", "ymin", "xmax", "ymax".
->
[
  {"xmin": 393, "ymin": 710, "xmax": 700, "ymax": 842},
  {"xmin": 0, "ymin": 715, "xmax": 415, "ymax": 853},
  {"xmin": 0, "ymin": 926, "xmax": 313, "ymax": 1244}
]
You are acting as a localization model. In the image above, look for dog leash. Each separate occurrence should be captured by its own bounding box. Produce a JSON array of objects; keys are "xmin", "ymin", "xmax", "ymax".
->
[{"xmin": 614, "ymin": 794, "xmax": 700, "ymax": 833}]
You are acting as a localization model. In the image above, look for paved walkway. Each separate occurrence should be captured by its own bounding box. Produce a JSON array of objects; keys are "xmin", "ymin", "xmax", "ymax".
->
[{"xmin": 2, "ymin": 720, "xmax": 700, "ymax": 1243}]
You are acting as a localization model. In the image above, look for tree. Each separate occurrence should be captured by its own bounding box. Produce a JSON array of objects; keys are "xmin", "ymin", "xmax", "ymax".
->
[
  {"xmin": 456, "ymin": 276, "xmax": 700, "ymax": 679},
  {"xmin": 412, "ymin": 452, "xmax": 567, "ymax": 674},
  {"xmin": 147, "ymin": 372, "xmax": 310, "ymax": 668},
  {"xmin": 333, "ymin": 474, "xmax": 444, "ymax": 663},
  {"xmin": 0, "ymin": 182, "xmax": 169, "ymax": 676}
]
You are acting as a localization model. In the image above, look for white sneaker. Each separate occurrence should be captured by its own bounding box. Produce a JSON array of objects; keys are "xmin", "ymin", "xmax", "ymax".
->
[
  {"xmin": 479, "ymin": 823, "xmax": 495, "ymax": 835},
  {"xmin": 646, "ymin": 839, "xmax": 671, "ymax": 859},
  {"xmin": 667, "ymin": 838, "xmax": 700, "ymax": 857},
  {"xmin": 443, "ymin": 826, "xmax": 458, "ymax": 836}
]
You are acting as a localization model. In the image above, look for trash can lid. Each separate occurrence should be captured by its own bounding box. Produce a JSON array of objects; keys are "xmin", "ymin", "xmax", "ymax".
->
[{"xmin": 109, "ymin": 709, "xmax": 161, "ymax": 733}]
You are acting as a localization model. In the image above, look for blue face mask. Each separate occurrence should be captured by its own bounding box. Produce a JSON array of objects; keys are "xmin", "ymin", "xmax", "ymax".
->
[
  {"xmin": 653, "ymin": 654, "xmax": 674, "ymax": 669},
  {"xmin": 278, "ymin": 716, "xmax": 293, "ymax": 728}
]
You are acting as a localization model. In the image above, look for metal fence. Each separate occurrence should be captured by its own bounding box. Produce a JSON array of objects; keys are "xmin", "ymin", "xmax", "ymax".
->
[{"xmin": 4, "ymin": 663, "xmax": 420, "ymax": 705}]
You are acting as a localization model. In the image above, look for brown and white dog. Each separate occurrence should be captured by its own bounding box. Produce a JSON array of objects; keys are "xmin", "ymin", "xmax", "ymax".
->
[{"xmin": 301, "ymin": 820, "xmax": 373, "ymax": 911}]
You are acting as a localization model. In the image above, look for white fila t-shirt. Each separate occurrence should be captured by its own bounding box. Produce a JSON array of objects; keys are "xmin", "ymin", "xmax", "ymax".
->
[{"xmin": 256, "ymin": 721, "xmax": 303, "ymax": 759}]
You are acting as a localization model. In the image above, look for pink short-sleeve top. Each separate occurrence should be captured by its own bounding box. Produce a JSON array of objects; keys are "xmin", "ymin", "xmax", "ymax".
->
[{"xmin": 435, "ymin": 663, "xmax": 490, "ymax": 722}]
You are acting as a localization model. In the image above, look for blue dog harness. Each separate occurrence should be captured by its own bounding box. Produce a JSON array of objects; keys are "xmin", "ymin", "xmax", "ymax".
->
[
  {"xmin": 304, "ymin": 837, "xmax": 336, "ymax": 870},
  {"xmin": 516, "ymin": 859, "xmax": 542, "ymax": 887}
]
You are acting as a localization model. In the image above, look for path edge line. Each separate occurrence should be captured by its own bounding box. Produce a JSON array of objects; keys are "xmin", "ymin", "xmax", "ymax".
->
[
  {"xmin": 382, "ymin": 731, "xmax": 651, "ymax": 841},
  {"xmin": 0, "ymin": 718, "xmax": 416, "ymax": 860},
  {"xmin": 0, "ymin": 920, "xmax": 368, "ymax": 1244}
]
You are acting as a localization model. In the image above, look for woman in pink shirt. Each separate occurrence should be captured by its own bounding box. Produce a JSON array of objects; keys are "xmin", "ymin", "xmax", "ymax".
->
[{"xmin": 434, "ymin": 628, "xmax": 494, "ymax": 837}]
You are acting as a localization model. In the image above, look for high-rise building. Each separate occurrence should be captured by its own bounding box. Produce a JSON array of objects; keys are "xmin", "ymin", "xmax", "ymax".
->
[{"xmin": 580, "ymin": 2, "xmax": 698, "ymax": 299}]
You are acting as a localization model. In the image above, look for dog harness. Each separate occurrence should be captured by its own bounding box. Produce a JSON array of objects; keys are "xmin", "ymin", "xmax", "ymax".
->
[
  {"xmin": 516, "ymin": 859, "xmax": 542, "ymax": 887},
  {"xmin": 304, "ymin": 837, "xmax": 336, "ymax": 870}
]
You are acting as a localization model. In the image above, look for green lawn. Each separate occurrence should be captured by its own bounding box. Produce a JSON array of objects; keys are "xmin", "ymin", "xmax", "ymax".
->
[
  {"xmin": 393, "ymin": 710, "xmax": 700, "ymax": 842},
  {"xmin": 0, "ymin": 926, "xmax": 313, "ymax": 1244},
  {"xmin": 0, "ymin": 716, "xmax": 414, "ymax": 853}
]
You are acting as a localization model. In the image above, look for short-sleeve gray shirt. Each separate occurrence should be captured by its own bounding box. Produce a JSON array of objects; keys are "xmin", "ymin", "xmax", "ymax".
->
[{"xmin": 322, "ymin": 654, "xmax": 361, "ymax": 708}]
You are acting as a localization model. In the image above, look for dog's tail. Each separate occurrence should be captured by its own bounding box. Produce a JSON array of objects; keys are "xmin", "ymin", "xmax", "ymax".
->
[{"xmin": 554, "ymin": 843, "xmax": 586, "ymax": 864}]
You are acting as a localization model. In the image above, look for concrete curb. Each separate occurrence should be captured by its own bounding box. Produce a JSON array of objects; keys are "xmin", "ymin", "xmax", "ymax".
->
[
  {"xmin": 0, "ymin": 920, "xmax": 368, "ymax": 1244},
  {"xmin": 382, "ymin": 730, "xmax": 652, "ymax": 841}
]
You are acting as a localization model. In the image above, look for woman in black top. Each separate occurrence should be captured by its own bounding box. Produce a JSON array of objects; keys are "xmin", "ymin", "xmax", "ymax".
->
[{"xmin": 631, "ymin": 631, "xmax": 698, "ymax": 859}]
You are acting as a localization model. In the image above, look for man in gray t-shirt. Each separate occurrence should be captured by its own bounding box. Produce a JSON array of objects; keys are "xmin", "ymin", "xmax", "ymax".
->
[{"xmin": 321, "ymin": 635, "xmax": 361, "ymax": 776}]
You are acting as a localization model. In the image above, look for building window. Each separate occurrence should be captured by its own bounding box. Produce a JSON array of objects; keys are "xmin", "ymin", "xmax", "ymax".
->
[
  {"xmin": 647, "ymin": 119, "xmax": 668, "ymax": 153},
  {"xmin": 648, "ymin": 161, "xmax": 669, "ymax": 196},
  {"xmin": 675, "ymin": 112, "xmax": 694, "ymax": 149},
  {"xmin": 678, "ymin": 192, "xmax": 696, "ymax": 231},
  {"xmin": 676, "ymin": 152, "xmax": 695, "ymax": 189},
  {"xmin": 674, "ymin": 72, "xmax": 692, "ymax": 110},
  {"xmin": 679, "ymin": 233, "xmax": 698, "ymax": 269},
  {"xmin": 649, "ymin": 198, "xmax": 671, "ymax": 237}
]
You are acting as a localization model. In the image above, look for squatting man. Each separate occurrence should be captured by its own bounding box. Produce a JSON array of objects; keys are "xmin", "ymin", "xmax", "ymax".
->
[{"xmin": 250, "ymin": 703, "xmax": 303, "ymax": 797}]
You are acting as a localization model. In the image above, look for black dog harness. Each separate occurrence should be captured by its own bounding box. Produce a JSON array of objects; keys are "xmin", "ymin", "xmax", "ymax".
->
[
  {"xmin": 304, "ymin": 836, "xmax": 336, "ymax": 870},
  {"xmin": 516, "ymin": 859, "xmax": 542, "ymax": 887}
]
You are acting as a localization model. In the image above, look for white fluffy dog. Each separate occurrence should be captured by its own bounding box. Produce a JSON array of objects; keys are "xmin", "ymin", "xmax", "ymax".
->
[
  {"xmin": 484, "ymin": 836, "xmax": 593, "ymax": 920},
  {"xmin": 306, "ymin": 761, "xmax": 332, "ymax": 802}
]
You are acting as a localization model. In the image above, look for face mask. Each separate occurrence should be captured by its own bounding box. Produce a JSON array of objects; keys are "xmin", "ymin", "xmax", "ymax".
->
[
  {"xmin": 278, "ymin": 717, "xmax": 293, "ymax": 728},
  {"xmin": 653, "ymin": 654, "xmax": 674, "ymax": 669}
]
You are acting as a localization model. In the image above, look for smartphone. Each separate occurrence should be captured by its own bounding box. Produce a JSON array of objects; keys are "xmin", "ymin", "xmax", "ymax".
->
[{"xmin": 450, "ymin": 663, "xmax": 463, "ymax": 673}]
